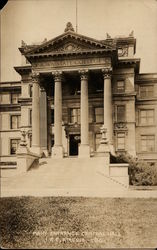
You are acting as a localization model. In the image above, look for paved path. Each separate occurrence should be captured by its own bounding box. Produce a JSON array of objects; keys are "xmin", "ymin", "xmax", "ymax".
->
[{"xmin": 1, "ymin": 158, "xmax": 157, "ymax": 198}]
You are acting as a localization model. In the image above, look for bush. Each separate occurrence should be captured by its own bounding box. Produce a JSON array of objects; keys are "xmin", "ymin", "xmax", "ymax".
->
[{"xmin": 110, "ymin": 153, "xmax": 157, "ymax": 186}]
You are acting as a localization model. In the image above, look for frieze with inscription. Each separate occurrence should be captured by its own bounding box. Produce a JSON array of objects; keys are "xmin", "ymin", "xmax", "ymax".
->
[{"xmin": 32, "ymin": 57, "xmax": 111, "ymax": 68}]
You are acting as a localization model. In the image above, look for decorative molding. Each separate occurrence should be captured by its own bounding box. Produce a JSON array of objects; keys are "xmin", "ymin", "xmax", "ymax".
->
[
  {"xmin": 33, "ymin": 57, "xmax": 111, "ymax": 68},
  {"xmin": 52, "ymin": 71, "xmax": 62, "ymax": 82},
  {"xmin": 54, "ymin": 43, "xmax": 83, "ymax": 53},
  {"xmin": 79, "ymin": 69, "xmax": 88, "ymax": 81},
  {"xmin": 118, "ymin": 47, "xmax": 128, "ymax": 57},
  {"xmin": 31, "ymin": 72, "xmax": 40, "ymax": 84},
  {"xmin": 102, "ymin": 67, "xmax": 112, "ymax": 79},
  {"xmin": 114, "ymin": 122, "xmax": 128, "ymax": 135},
  {"xmin": 64, "ymin": 22, "xmax": 75, "ymax": 32}
]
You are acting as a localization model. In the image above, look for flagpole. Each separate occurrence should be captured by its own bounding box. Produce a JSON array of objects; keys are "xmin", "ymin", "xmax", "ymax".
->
[{"xmin": 76, "ymin": 0, "xmax": 78, "ymax": 33}]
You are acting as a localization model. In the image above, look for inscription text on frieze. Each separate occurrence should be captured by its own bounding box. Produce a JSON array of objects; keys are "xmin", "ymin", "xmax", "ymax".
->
[{"xmin": 33, "ymin": 57, "xmax": 111, "ymax": 68}]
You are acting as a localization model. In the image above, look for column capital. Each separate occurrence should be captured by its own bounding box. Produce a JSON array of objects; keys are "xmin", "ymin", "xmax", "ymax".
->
[
  {"xmin": 102, "ymin": 67, "xmax": 112, "ymax": 79},
  {"xmin": 52, "ymin": 71, "xmax": 62, "ymax": 82},
  {"xmin": 79, "ymin": 69, "xmax": 88, "ymax": 81},
  {"xmin": 31, "ymin": 72, "xmax": 40, "ymax": 83}
]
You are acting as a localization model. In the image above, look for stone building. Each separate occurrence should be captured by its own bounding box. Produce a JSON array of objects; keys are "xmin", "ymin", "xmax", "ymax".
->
[{"xmin": 0, "ymin": 23, "xmax": 157, "ymax": 165}]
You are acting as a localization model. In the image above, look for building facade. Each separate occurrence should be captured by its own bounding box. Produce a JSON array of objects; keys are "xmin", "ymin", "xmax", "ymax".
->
[{"xmin": 0, "ymin": 23, "xmax": 157, "ymax": 165}]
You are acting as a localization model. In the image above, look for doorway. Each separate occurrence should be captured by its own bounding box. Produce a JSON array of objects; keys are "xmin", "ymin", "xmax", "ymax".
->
[{"xmin": 69, "ymin": 134, "xmax": 80, "ymax": 156}]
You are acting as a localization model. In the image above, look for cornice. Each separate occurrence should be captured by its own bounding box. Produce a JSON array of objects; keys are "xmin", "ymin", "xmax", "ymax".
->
[
  {"xmin": 136, "ymin": 98, "xmax": 157, "ymax": 102},
  {"xmin": 0, "ymin": 105, "xmax": 21, "ymax": 112},
  {"xmin": 113, "ymin": 92, "xmax": 136, "ymax": 97},
  {"xmin": 14, "ymin": 65, "xmax": 32, "ymax": 75},
  {"xmin": 18, "ymin": 97, "xmax": 32, "ymax": 104},
  {"xmin": 23, "ymin": 31, "xmax": 115, "ymax": 55},
  {"xmin": 26, "ymin": 49, "xmax": 114, "ymax": 61},
  {"xmin": 0, "ymin": 86, "xmax": 21, "ymax": 92}
]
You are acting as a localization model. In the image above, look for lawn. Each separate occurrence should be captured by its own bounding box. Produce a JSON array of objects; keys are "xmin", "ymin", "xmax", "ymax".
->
[{"xmin": 0, "ymin": 197, "xmax": 157, "ymax": 248}]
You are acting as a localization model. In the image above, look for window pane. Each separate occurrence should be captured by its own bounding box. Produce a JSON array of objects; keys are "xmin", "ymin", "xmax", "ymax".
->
[
  {"xmin": 140, "ymin": 110, "xmax": 146, "ymax": 117},
  {"xmin": 51, "ymin": 109, "xmax": 54, "ymax": 124},
  {"xmin": 30, "ymin": 85, "xmax": 33, "ymax": 97},
  {"xmin": 11, "ymin": 115, "xmax": 21, "ymax": 129},
  {"xmin": 117, "ymin": 133, "xmax": 125, "ymax": 150},
  {"xmin": 148, "ymin": 117, "xmax": 154, "ymax": 125},
  {"xmin": 140, "ymin": 110, "xmax": 154, "ymax": 125},
  {"xmin": 10, "ymin": 139, "xmax": 20, "ymax": 154},
  {"xmin": 140, "ymin": 85, "xmax": 154, "ymax": 98},
  {"xmin": 17, "ymin": 116, "xmax": 21, "ymax": 128},
  {"xmin": 95, "ymin": 107, "xmax": 103, "ymax": 123},
  {"xmin": 11, "ymin": 93, "xmax": 19, "ymax": 104},
  {"xmin": 141, "ymin": 135, "xmax": 155, "ymax": 152},
  {"xmin": 117, "ymin": 106, "xmax": 125, "ymax": 122},
  {"xmin": 117, "ymin": 81, "xmax": 125, "ymax": 93},
  {"xmin": 11, "ymin": 116, "xmax": 17, "ymax": 129},
  {"xmin": 70, "ymin": 108, "xmax": 80, "ymax": 124},
  {"xmin": 140, "ymin": 86, "xmax": 147, "ymax": 98}
]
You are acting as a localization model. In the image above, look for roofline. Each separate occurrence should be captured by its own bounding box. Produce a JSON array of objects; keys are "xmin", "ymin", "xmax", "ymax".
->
[{"xmin": 21, "ymin": 31, "xmax": 115, "ymax": 55}]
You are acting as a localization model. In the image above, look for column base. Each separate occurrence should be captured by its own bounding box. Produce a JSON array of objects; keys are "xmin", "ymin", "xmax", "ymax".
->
[
  {"xmin": 52, "ymin": 145, "xmax": 63, "ymax": 158},
  {"xmin": 30, "ymin": 146, "xmax": 42, "ymax": 157},
  {"xmin": 79, "ymin": 144, "xmax": 90, "ymax": 158}
]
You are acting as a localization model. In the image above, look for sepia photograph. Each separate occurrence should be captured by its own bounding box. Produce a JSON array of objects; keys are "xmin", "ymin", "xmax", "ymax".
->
[{"xmin": 0, "ymin": 0, "xmax": 157, "ymax": 248}]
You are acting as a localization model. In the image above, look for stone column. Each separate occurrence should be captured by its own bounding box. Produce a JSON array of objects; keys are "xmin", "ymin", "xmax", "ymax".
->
[
  {"xmin": 102, "ymin": 68, "xmax": 113, "ymax": 148},
  {"xmin": 31, "ymin": 73, "xmax": 42, "ymax": 155},
  {"xmin": 51, "ymin": 71, "xmax": 63, "ymax": 158},
  {"xmin": 79, "ymin": 70, "xmax": 90, "ymax": 158},
  {"xmin": 40, "ymin": 87, "xmax": 48, "ymax": 156}
]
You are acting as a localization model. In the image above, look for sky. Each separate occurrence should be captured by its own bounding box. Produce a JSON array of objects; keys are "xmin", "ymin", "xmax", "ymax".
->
[{"xmin": 1, "ymin": 0, "xmax": 157, "ymax": 81}]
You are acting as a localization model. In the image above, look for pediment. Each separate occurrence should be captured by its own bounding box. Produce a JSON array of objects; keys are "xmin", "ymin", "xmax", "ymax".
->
[{"xmin": 24, "ymin": 31, "xmax": 115, "ymax": 57}]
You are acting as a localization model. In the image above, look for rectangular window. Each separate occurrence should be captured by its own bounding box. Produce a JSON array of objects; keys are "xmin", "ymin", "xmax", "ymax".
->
[
  {"xmin": 30, "ymin": 85, "xmax": 33, "ymax": 97},
  {"xmin": 30, "ymin": 110, "xmax": 32, "ymax": 125},
  {"xmin": 140, "ymin": 109, "xmax": 154, "ymax": 125},
  {"xmin": 141, "ymin": 135, "xmax": 155, "ymax": 152},
  {"xmin": 11, "ymin": 93, "xmax": 20, "ymax": 104},
  {"xmin": 95, "ymin": 133, "xmax": 101, "ymax": 151},
  {"xmin": 117, "ymin": 81, "xmax": 125, "ymax": 93},
  {"xmin": 95, "ymin": 107, "xmax": 104, "ymax": 123},
  {"xmin": 117, "ymin": 105, "xmax": 125, "ymax": 122},
  {"xmin": 140, "ymin": 85, "xmax": 154, "ymax": 98},
  {"xmin": 70, "ymin": 108, "xmax": 80, "ymax": 124},
  {"xmin": 117, "ymin": 133, "xmax": 125, "ymax": 150},
  {"xmin": 29, "ymin": 135, "xmax": 32, "ymax": 147},
  {"xmin": 51, "ymin": 109, "xmax": 54, "ymax": 124},
  {"xmin": 11, "ymin": 115, "xmax": 21, "ymax": 129},
  {"xmin": 10, "ymin": 139, "xmax": 20, "ymax": 155}
]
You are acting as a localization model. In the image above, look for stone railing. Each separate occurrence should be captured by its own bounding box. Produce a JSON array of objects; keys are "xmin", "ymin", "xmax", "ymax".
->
[{"xmin": 16, "ymin": 129, "xmax": 39, "ymax": 173}]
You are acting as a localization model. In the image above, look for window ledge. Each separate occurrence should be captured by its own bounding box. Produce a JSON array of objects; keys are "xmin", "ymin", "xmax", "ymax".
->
[{"xmin": 137, "ymin": 124, "xmax": 155, "ymax": 127}]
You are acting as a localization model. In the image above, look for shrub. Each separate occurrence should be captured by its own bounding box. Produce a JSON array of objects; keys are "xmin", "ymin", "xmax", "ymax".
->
[{"xmin": 110, "ymin": 153, "xmax": 157, "ymax": 186}]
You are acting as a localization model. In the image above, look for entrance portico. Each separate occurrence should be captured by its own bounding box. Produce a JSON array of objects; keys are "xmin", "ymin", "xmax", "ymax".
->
[
  {"xmin": 23, "ymin": 22, "xmax": 115, "ymax": 158},
  {"xmin": 30, "ymin": 67, "xmax": 113, "ymax": 158}
]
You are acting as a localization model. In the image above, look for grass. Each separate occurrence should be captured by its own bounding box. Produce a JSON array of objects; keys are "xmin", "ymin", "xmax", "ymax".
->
[{"xmin": 0, "ymin": 197, "xmax": 157, "ymax": 248}]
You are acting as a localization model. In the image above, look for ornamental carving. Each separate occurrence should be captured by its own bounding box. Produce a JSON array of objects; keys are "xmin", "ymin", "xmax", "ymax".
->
[
  {"xmin": 118, "ymin": 47, "xmax": 128, "ymax": 57},
  {"xmin": 114, "ymin": 122, "xmax": 128, "ymax": 136},
  {"xmin": 64, "ymin": 22, "xmax": 75, "ymax": 32},
  {"xmin": 52, "ymin": 71, "xmax": 62, "ymax": 81},
  {"xmin": 54, "ymin": 43, "xmax": 82, "ymax": 53},
  {"xmin": 102, "ymin": 67, "xmax": 112, "ymax": 79},
  {"xmin": 114, "ymin": 122, "xmax": 127, "ymax": 130},
  {"xmin": 31, "ymin": 72, "xmax": 40, "ymax": 83},
  {"xmin": 79, "ymin": 69, "xmax": 88, "ymax": 81}
]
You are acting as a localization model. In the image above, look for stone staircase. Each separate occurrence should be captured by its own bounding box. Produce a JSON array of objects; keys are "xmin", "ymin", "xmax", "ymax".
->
[{"xmin": 1, "ymin": 157, "xmax": 129, "ymax": 197}]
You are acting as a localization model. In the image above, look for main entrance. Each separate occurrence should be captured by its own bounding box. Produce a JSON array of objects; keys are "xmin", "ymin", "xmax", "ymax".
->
[{"xmin": 69, "ymin": 134, "xmax": 80, "ymax": 156}]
